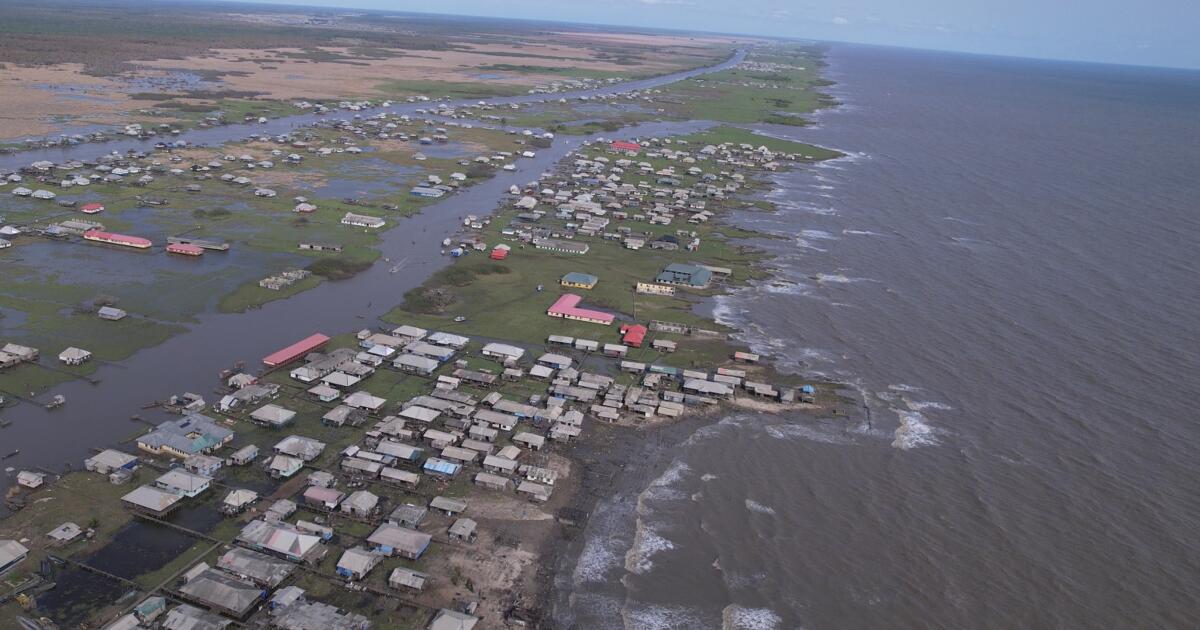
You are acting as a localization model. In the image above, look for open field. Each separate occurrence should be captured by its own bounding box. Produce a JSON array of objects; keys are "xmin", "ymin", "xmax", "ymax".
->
[{"xmin": 0, "ymin": 0, "xmax": 737, "ymax": 139}]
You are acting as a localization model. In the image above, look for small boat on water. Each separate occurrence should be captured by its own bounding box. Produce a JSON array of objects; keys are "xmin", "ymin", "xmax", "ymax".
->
[
  {"xmin": 3, "ymin": 450, "xmax": 19, "ymax": 459},
  {"xmin": 44, "ymin": 395, "xmax": 66, "ymax": 409},
  {"xmin": 442, "ymin": 238, "xmax": 452, "ymax": 247}
]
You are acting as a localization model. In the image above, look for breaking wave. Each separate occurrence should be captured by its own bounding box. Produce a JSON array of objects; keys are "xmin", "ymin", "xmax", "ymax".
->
[
  {"xmin": 722, "ymin": 605, "xmax": 784, "ymax": 630},
  {"xmin": 745, "ymin": 499, "xmax": 776, "ymax": 515}
]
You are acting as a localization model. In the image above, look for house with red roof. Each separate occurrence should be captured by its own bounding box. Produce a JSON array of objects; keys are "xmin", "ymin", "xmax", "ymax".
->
[
  {"xmin": 620, "ymin": 324, "xmax": 647, "ymax": 348},
  {"xmin": 609, "ymin": 140, "xmax": 641, "ymax": 155}
]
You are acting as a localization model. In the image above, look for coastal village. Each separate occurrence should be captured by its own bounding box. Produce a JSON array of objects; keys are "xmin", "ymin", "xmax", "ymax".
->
[
  {"xmin": 0, "ymin": 30, "xmax": 844, "ymax": 629},
  {"xmin": 0, "ymin": 129, "xmax": 837, "ymax": 629}
]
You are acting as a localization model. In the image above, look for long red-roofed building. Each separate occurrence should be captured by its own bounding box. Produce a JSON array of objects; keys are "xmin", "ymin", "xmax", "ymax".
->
[
  {"xmin": 547, "ymin": 294, "xmax": 614, "ymax": 326},
  {"xmin": 263, "ymin": 333, "xmax": 330, "ymax": 367},
  {"xmin": 609, "ymin": 140, "xmax": 641, "ymax": 155},
  {"xmin": 82, "ymin": 230, "xmax": 152, "ymax": 249}
]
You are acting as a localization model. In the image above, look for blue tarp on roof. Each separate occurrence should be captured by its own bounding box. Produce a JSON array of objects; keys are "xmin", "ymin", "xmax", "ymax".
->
[{"xmin": 423, "ymin": 458, "xmax": 461, "ymax": 476}]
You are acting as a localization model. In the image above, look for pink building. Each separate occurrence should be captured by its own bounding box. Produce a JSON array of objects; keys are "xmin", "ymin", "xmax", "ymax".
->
[{"xmin": 547, "ymin": 294, "xmax": 614, "ymax": 326}]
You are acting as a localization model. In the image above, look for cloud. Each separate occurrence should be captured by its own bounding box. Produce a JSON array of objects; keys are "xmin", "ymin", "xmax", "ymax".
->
[{"xmin": 832, "ymin": 16, "xmax": 850, "ymax": 25}]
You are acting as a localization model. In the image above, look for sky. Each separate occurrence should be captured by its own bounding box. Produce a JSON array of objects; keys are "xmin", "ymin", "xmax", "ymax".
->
[{"xmin": 240, "ymin": 0, "xmax": 1199, "ymax": 70}]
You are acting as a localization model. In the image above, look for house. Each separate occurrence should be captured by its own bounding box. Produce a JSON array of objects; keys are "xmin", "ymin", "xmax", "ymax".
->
[
  {"xmin": 655, "ymin": 263, "xmax": 713, "ymax": 288},
  {"xmin": 560, "ymin": 272, "xmax": 598, "ymax": 289},
  {"xmin": 683, "ymin": 378, "xmax": 735, "ymax": 398},
  {"xmin": 388, "ymin": 504, "xmax": 428, "ymax": 529},
  {"xmin": 155, "ymin": 470, "xmax": 212, "ymax": 497},
  {"xmin": 236, "ymin": 520, "xmax": 325, "ymax": 563},
  {"xmin": 121, "ymin": 485, "xmax": 183, "ymax": 517},
  {"xmin": 481, "ymin": 342, "xmax": 525, "ymax": 362},
  {"xmin": 423, "ymin": 457, "xmax": 461, "ymax": 478},
  {"xmin": 341, "ymin": 212, "xmax": 385, "ymax": 228},
  {"xmin": 609, "ymin": 140, "xmax": 641, "ymax": 155},
  {"xmin": 367, "ymin": 524, "xmax": 432, "ymax": 559},
  {"xmin": 227, "ymin": 444, "xmax": 259, "ymax": 466},
  {"xmin": 474, "ymin": 472, "xmax": 511, "ymax": 491},
  {"xmin": 183, "ymin": 454, "xmax": 223, "ymax": 477},
  {"xmin": 178, "ymin": 567, "xmax": 264, "ymax": 618},
  {"xmin": 400, "ymin": 405, "xmax": 441, "ymax": 424},
  {"xmin": 533, "ymin": 237, "xmax": 589, "ymax": 254},
  {"xmin": 341, "ymin": 490, "xmax": 380, "ymax": 518},
  {"xmin": 512, "ymin": 432, "xmax": 546, "ymax": 451},
  {"xmin": 430, "ymin": 608, "xmax": 479, "ymax": 630},
  {"xmin": 430, "ymin": 496, "xmax": 468, "ymax": 516},
  {"xmin": 336, "ymin": 547, "xmax": 381, "ymax": 580},
  {"xmin": 58, "ymin": 347, "xmax": 92, "ymax": 365},
  {"xmin": 603, "ymin": 343, "xmax": 628, "ymax": 358},
  {"xmin": 517, "ymin": 480, "xmax": 553, "ymax": 503},
  {"xmin": 47, "ymin": 522, "xmax": 84, "ymax": 544},
  {"xmin": 268, "ymin": 454, "xmax": 304, "ymax": 478},
  {"xmin": 482, "ymin": 455, "xmax": 518, "ymax": 475},
  {"xmin": 733, "ymin": 351, "xmax": 761, "ymax": 363},
  {"xmin": 322, "ymin": 405, "xmax": 364, "ymax": 427},
  {"xmin": 273, "ymin": 600, "xmax": 370, "ymax": 629},
  {"xmin": 448, "ymin": 518, "xmax": 477, "ymax": 543},
  {"xmin": 97, "ymin": 306, "xmax": 127, "ymax": 320},
  {"xmin": 266, "ymin": 499, "xmax": 298, "ymax": 522},
  {"xmin": 274, "ymin": 435, "xmax": 326, "ymax": 461},
  {"xmin": 344, "ymin": 391, "xmax": 387, "ymax": 413},
  {"xmin": 216, "ymin": 547, "xmax": 294, "ymax": 588},
  {"xmin": 381, "ymin": 467, "xmax": 420, "ymax": 488},
  {"xmin": 389, "ymin": 567, "xmax": 429, "ymax": 592},
  {"xmin": 394, "ymin": 353, "xmax": 440, "ymax": 375},
  {"xmin": 137, "ymin": 414, "xmax": 233, "ymax": 458},
  {"xmin": 547, "ymin": 294, "xmax": 614, "ymax": 325},
  {"xmin": 250, "ymin": 404, "xmax": 297, "ymax": 428},
  {"xmin": 473, "ymin": 408, "xmax": 518, "ymax": 432},
  {"xmin": 651, "ymin": 339, "xmax": 677, "ymax": 353},
  {"xmin": 441, "ymin": 445, "xmax": 478, "ymax": 465},
  {"xmin": 636, "ymin": 282, "xmax": 675, "ymax": 296},
  {"xmin": 427, "ymin": 331, "xmax": 470, "ymax": 349},
  {"xmin": 161, "ymin": 605, "xmax": 228, "ymax": 630},
  {"xmin": 303, "ymin": 486, "xmax": 345, "ymax": 511},
  {"xmin": 0, "ymin": 540, "xmax": 29, "ymax": 576},
  {"xmin": 308, "ymin": 383, "xmax": 340, "ymax": 403},
  {"xmin": 221, "ymin": 489, "xmax": 259, "ymax": 515},
  {"xmin": 17, "ymin": 471, "xmax": 45, "ymax": 489},
  {"xmin": 620, "ymin": 324, "xmax": 648, "ymax": 348}
]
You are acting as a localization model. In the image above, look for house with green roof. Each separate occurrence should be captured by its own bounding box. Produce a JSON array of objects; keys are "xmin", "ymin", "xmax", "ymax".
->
[{"xmin": 655, "ymin": 263, "xmax": 713, "ymax": 289}]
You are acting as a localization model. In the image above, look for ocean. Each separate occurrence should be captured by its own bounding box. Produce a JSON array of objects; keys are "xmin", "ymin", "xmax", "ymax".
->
[{"xmin": 553, "ymin": 44, "xmax": 1200, "ymax": 628}]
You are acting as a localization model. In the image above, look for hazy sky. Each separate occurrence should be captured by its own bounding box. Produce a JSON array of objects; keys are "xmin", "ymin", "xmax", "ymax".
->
[{"xmin": 243, "ymin": 0, "xmax": 1199, "ymax": 70}]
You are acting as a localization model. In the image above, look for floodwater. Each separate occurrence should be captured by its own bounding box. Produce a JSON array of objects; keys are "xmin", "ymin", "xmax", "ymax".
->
[
  {"xmin": 553, "ymin": 45, "xmax": 1200, "ymax": 628},
  {"xmin": 0, "ymin": 116, "xmax": 716, "ymax": 501}
]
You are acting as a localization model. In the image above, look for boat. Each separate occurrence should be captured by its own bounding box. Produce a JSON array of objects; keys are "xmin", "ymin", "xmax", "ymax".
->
[
  {"xmin": 3, "ymin": 450, "xmax": 19, "ymax": 459},
  {"xmin": 45, "ymin": 395, "xmax": 66, "ymax": 409},
  {"xmin": 442, "ymin": 238, "xmax": 452, "ymax": 247}
]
